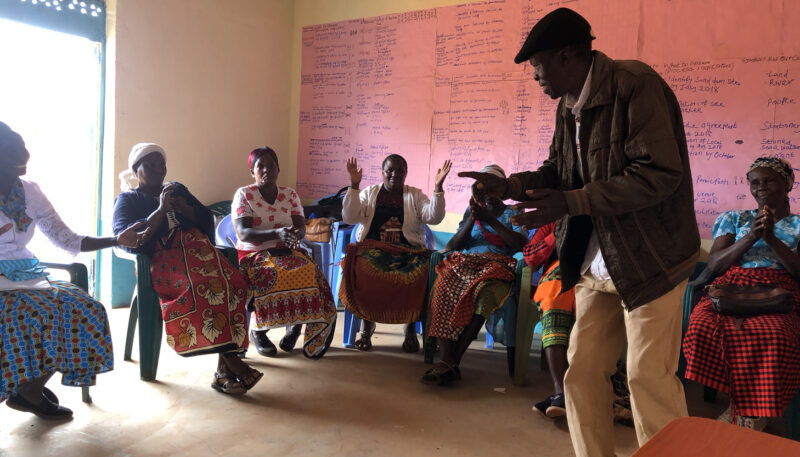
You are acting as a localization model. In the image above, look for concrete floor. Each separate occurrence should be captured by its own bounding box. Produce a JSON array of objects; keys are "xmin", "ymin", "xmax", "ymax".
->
[{"xmin": 2, "ymin": 309, "xmax": 729, "ymax": 457}]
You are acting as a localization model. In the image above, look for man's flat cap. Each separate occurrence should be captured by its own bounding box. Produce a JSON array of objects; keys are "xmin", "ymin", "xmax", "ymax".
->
[{"xmin": 514, "ymin": 8, "xmax": 594, "ymax": 64}]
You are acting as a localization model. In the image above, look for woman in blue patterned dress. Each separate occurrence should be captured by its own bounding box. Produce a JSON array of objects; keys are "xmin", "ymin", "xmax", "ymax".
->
[
  {"xmin": 422, "ymin": 165, "xmax": 529, "ymax": 385},
  {"xmin": 0, "ymin": 122, "xmax": 141, "ymax": 420},
  {"xmin": 683, "ymin": 156, "xmax": 800, "ymax": 431}
]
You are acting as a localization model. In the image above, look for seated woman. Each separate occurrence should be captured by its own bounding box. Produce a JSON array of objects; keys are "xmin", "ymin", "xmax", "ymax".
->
[
  {"xmin": 233, "ymin": 147, "xmax": 336, "ymax": 359},
  {"xmin": 0, "ymin": 121, "xmax": 140, "ymax": 419},
  {"xmin": 684, "ymin": 156, "xmax": 800, "ymax": 431},
  {"xmin": 340, "ymin": 154, "xmax": 451, "ymax": 352},
  {"xmin": 112, "ymin": 143, "xmax": 261, "ymax": 396},
  {"xmin": 421, "ymin": 165, "xmax": 528, "ymax": 385}
]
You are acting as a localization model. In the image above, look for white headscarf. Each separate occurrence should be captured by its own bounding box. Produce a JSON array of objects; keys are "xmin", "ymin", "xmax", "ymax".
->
[
  {"xmin": 119, "ymin": 143, "xmax": 166, "ymax": 191},
  {"xmin": 480, "ymin": 164, "xmax": 506, "ymax": 179}
]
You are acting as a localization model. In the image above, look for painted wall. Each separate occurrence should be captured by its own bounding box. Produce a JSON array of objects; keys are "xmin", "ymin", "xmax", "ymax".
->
[
  {"xmin": 108, "ymin": 0, "xmax": 295, "ymax": 202},
  {"xmin": 102, "ymin": 0, "xmax": 295, "ymax": 305},
  {"xmin": 288, "ymin": 0, "xmax": 487, "ymax": 232}
]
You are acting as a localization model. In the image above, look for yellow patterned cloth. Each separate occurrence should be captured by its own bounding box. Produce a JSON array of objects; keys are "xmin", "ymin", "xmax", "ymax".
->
[{"xmin": 239, "ymin": 249, "xmax": 336, "ymax": 359}]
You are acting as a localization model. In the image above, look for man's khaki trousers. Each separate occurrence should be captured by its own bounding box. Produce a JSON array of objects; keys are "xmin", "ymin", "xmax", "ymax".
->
[{"xmin": 564, "ymin": 274, "xmax": 688, "ymax": 457}]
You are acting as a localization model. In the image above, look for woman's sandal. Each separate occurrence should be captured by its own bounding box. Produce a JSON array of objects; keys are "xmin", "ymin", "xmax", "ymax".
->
[
  {"xmin": 420, "ymin": 361, "xmax": 462, "ymax": 386},
  {"xmin": 402, "ymin": 334, "xmax": 420, "ymax": 353},
  {"xmin": 239, "ymin": 369, "xmax": 264, "ymax": 391},
  {"xmin": 354, "ymin": 330, "xmax": 373, "ymax": 351},
  {"xmin": 211, "ymin": 372, "xmax": 247, "ymax": 395}
]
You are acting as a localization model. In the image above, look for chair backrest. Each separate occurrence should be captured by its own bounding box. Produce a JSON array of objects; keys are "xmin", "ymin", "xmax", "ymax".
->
[
  {"xmin": 215, "ymin": 214, "xmax": 238, "ymax": 248},
  {"xmin": 206, "ymin": 200, "xmax": 232, "ymax": 219}
]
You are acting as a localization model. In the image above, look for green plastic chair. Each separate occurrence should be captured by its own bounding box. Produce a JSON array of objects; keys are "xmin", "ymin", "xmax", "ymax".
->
[
  {"xmin": 121, "ymin": 246, "xmax": 239, "ymax": 381},
  {"xmin": 40, "ymin": 261, "xmax": 93, "ymax": 403},
  {"xmin": 205, "ymin": 200, "xmax": 232, "ymax": 220},
  {"xmin": 423, "ymin": 251, "xmax": 541, "ymax": 386}
]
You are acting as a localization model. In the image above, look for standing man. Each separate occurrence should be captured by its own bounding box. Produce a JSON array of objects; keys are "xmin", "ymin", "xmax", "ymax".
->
[{"xmin": 460, "ymin": 8, "xmax": 699, "ymax": 457}]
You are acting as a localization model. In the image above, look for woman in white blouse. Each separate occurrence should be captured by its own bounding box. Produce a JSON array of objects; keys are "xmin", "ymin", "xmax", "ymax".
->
[
  {"xmin": 340, "ymin": 154, "xmax": 451, "ymax": 351},
  {"xmin": 0, "ymin": 122, "xmax": 140, "ymax": 420},
  {"xmin": 233, "ymin": 146, "xmax": 336, "ymax": 359}
]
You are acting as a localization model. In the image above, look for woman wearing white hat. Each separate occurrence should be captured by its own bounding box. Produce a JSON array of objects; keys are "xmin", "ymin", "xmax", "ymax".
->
[
  {"xmin": 422, "ymin": 164, "xmax": 529, "ymax": 385},
  {"xmin": 113, "ymin": 143, "xmax": 262, "ymax": 395}
]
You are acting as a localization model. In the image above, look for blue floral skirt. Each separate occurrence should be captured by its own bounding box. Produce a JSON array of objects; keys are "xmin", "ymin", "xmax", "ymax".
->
[{"xmin": 0, "ymin": 280, "xmax": 113, "ymax": 402}]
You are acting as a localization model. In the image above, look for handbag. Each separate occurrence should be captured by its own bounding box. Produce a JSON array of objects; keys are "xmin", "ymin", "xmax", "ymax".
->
[
  {"xmin": 305, "ymin": 217, "xmax": 333, "ymax": 243},
  {"xmin": 707, "ymin": 283, "xmax": 792, "ymax": 317},
  {"xmin": 303, "ymin": 186, "xmax": 348, "ymax": 221}
]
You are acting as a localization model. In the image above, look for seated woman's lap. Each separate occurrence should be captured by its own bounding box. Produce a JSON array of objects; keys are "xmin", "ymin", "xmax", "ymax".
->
[
  {"xmin": 239, "ymin": 248, "xmax": 336, "ymax": 358},
  {"xmin": 0, "ymin": 281, "xmax": 113, "ymax": 400}
]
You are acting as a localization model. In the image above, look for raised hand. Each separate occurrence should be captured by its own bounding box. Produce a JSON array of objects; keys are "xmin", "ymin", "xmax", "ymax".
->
[
  {"xmin": 117, "ymin": 222, "xmax": 144, "ymax": 248},
  {"xmin": 457, "ymin": 170, "xmax": 509, "ymax": 205},
  {"xmin": 170, "ymin": 196, "xmax": 190, "ymax": 214},
  {"xmin": 510, "ymin": 189, "xmax": 568, "ymax": 229},
  {"xmin": 0, "ymin": 223, "xmax": 12, "ymax": 236},
  {"xmin": 159, "ymin": 182, "xmax": 176, "ymax": 212},
  {"xmin": 434, "ymin": 159, "xmax": 452, "ymax": 192},
  {"xmin": 346, "ymin": 157, "xmax": 362, "ymax": 188}
]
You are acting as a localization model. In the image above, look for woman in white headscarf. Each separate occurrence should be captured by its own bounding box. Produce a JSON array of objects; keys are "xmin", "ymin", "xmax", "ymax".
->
[
  {"xmin": 112, "ymin": 143, "xmax": 262, "ymax": 395},
  {"xmin": 422, "ymin": 164, "xmax": 529, "ymax": 386}
]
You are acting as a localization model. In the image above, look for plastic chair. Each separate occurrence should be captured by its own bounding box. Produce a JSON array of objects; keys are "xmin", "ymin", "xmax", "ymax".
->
[
  {"xmin": 117, "ymin": 243, "xmax": 238, "ymax": 382},
  {"xmin": 40, "ymin": 261, "xmax": 93, "ymax": 403},
  {"xmin": 214, "ymin": 214, "xmax": 237, "ymax": 248},
  {"xmin": 205, "ymin": 200, "xmax": 232, "ymax": 220},
  {"xmin": 340, "ymin": 224, "xmax": 433, "ymax": 349},
  {"xmin": 681, "ymin": 261, "xmax": 800, "ymax": 441},
  {"xmin": 116, "ymin": 248, "xmax": 162, "ymax": 381}
]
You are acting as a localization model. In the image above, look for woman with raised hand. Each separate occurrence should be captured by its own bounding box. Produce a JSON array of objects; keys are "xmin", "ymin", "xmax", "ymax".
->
[
  {"xmin": 113, "ymin": 143, "xmax": 261, "ymax": 396},
  {"xmin": 1, "ymin": 121, "xmax": 141, "ymax": 420},
  {"xmin": 233, "ymin": 146, "xmax": 336, "ymax": 359},
  {"xmin": 340, "ymin": 154, "xmax": 451, "ymax": 352}
]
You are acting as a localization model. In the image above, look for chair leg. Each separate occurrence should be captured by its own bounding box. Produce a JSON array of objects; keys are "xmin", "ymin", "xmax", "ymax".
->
[
  {"xmin": 506, "ymin": 347, "xmax": 516, "ymax": 376},
  {"xmin": 342, "ymin": 309, "xmax": 361, "ymax": 349},
  {"xmin": 137, "ymin": 291, "xmax": 162, "ymax": 381},
  {"xmin": 703, "ymin": 386, "xmax": 717, "ymax": 403},
  {"xmin": 786, "ymin": 389, "xmax": 800, "ymax": 441},
  {"xmin": 81, "ymin": 386, "xmax": 92, "ymax": 404},
  {"xmin": 124, "ymin": 292, "xmax": 139, "ymax": 361},
  {"xmin": 514, "ymin": 267, "xmax": 536, "ymax": 386},
  {"xmin": 484, "ymin": 315, "xmax": 495, "ymax": 349}
]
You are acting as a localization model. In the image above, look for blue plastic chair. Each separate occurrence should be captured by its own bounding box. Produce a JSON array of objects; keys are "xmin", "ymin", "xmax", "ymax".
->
[{"xmin": 340, "ymin": 224, "xmax": 434, "ymax": 349}]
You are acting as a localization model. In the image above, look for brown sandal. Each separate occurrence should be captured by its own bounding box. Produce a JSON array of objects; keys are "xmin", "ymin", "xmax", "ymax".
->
[
  {"xmin": 420, "ymin": 361, "xmax": 461, "ymax": 386},
  {"xmin": 239, "ymin": 369, "xmax": 264, "ymax": 391},
  {"xmin": 211, "ymin": 373, "xmax": 246, "ymax": 395}
]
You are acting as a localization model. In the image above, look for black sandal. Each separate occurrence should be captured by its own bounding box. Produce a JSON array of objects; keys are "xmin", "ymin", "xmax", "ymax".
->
[
  {"xmin": 354, "ymin": 330, "xmax": 373, "ymax": 351},
  {"xmin": 420, "ymin": 361, "xmax": 462, "ymax": 386},
  {"xmin": 211, "ymin": 372, "xmax": 246, "ymax": 395}
]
